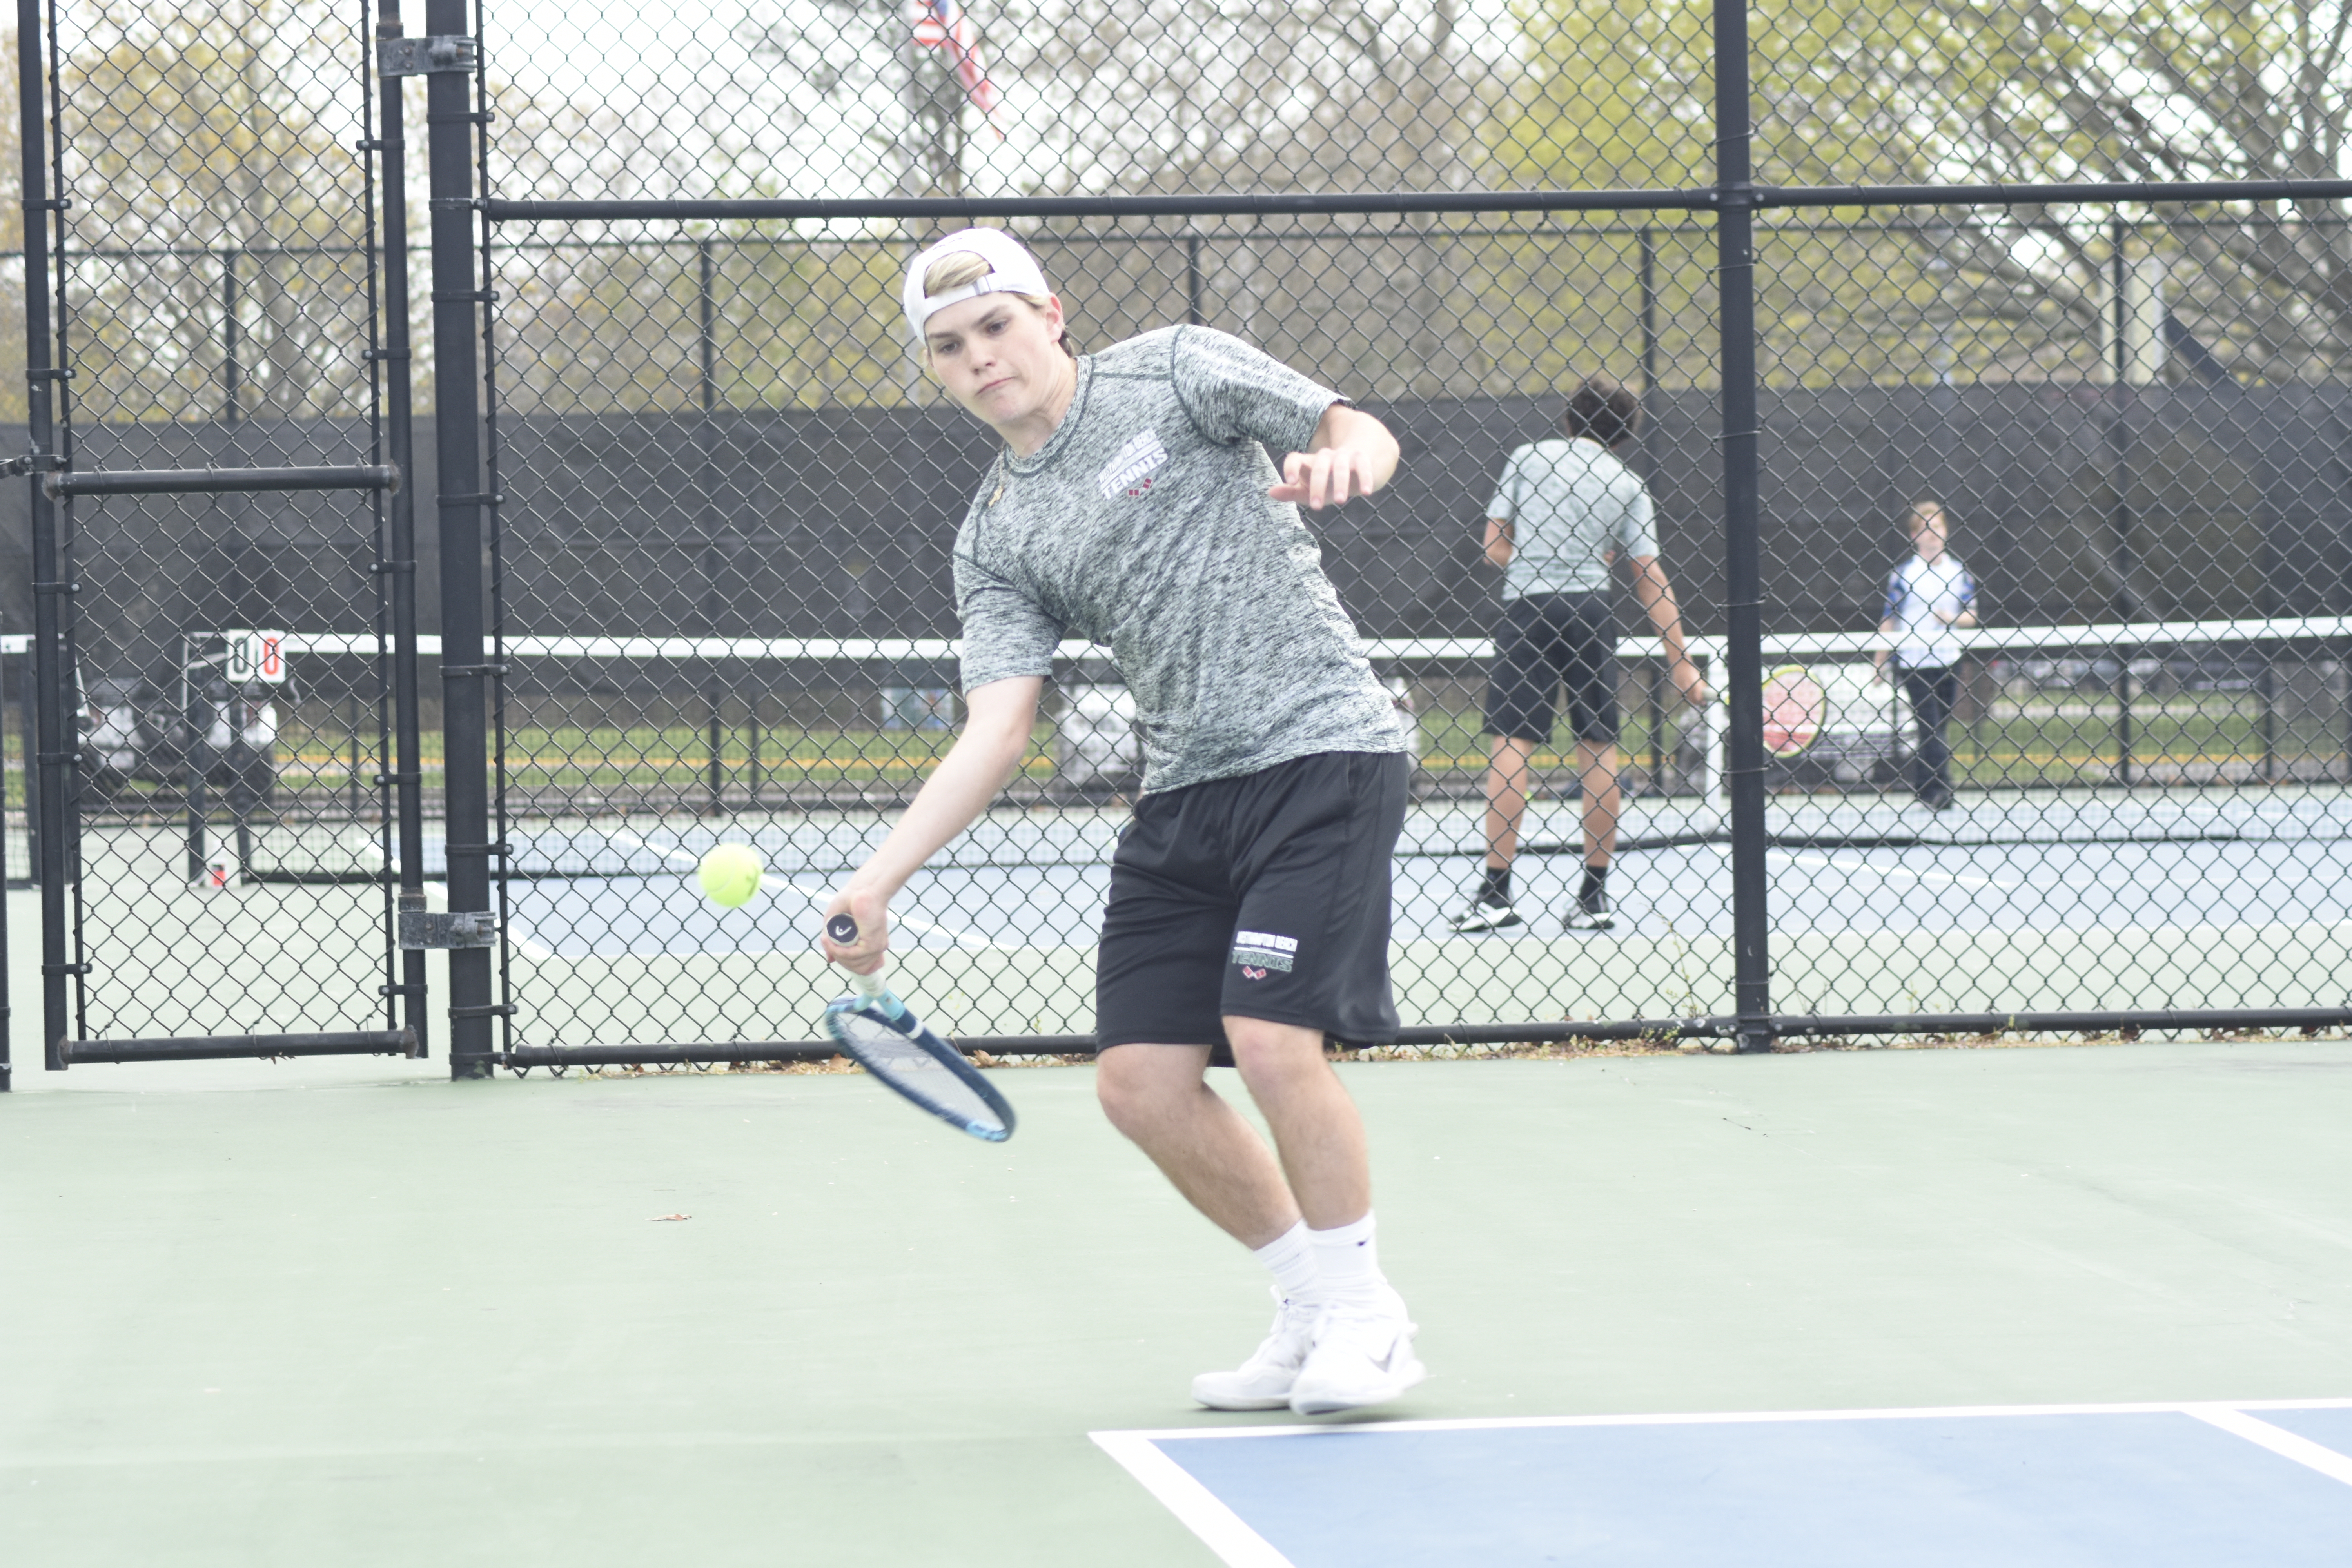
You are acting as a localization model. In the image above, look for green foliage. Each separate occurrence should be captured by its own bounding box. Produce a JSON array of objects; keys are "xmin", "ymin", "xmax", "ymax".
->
[
  {"xmin": 495, "ymin": 233, "xmax": 918, "ymax": 415},
  {"xmin": 0, "ymin": 29, "xmax": 24, "ymax": 424},
  {"xmin": 53, "ymin": 0, "xmax": 377, "ymax": 423}
]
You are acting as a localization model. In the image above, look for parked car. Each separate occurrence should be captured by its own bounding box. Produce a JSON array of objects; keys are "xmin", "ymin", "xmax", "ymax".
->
[
  {"xmin": 80, "ymin": 670, "xmax": 277, "ymax": 805},
  {"xmin": 82, "ymin": 673, "xmax": 158, "ymax": 795}
]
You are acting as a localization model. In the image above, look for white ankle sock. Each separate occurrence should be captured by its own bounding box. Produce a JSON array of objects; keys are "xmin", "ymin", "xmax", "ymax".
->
[
  {"xmin": 1252, "ymin": 1221, "xmax": 1323, "ymax": 1308},
  {"xmin": 1308, "ymin": 1212, "xmax": 1386, "ymax": 1310}
]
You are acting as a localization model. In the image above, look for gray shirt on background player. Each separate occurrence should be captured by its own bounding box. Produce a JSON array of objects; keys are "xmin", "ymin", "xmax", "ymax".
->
[
  {"xmin": 1486, "ymin": 438, "xmax": 1659, "ymax": 599},
  {"xmin": 952, "ymin": 325, "xmax": 1407, "ymax": 795}
]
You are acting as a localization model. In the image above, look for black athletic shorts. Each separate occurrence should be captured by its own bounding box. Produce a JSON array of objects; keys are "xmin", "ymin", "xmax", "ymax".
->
[
  {"xmin": 1096, "ymin": 750, "xmax": 1409, "ymax": 1063},
  {"xmin": 1483, "ymin": 591, "xmax": 1620, "ymax": 744}
]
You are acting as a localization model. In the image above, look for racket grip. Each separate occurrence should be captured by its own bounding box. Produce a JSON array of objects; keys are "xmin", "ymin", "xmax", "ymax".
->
[{"xmin": 828, "ymin": 913, "xmax": 887, "ymax": 999}]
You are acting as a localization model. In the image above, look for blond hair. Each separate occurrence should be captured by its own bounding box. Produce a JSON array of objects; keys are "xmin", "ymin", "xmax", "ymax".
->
[
  {"xmin": 920, "ymin": 250, "xmax": 1074, "ymax": 357},
  {"xmin": 1904, "ymin": 499, "xmax": 1950, "ymax": 535}
]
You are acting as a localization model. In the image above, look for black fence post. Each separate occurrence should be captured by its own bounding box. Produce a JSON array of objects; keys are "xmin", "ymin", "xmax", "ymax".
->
[
  {"xmin": 20, "ymin": 0, "xmax": 71, "ymax": 1074},
  {"xmin": 0, "ymin": 641, "xmax": 9, "ymax": 1089},
  {"xmin": 1638, "ymin": 226, "xmax": 1660, "ymax": 392},
  {"xmin": 1715, "ymin": 0, "xmax": 1771, "ymax": 1053},
  {"xmin": 0, "ymin": 707, "xmax": 7, "ymax": 1085},
  {"xmin": 1638, "ymin": 225, "xmax": 1664, "ymax": 790},
  {"xmin": 697, "ymin": 236, "xmax": 717, "ymax": 411},
  {"xmin": 2333, "ymin": 635, "xmax": 2352, "ymax": 785},
  {"xmin": 15, "ymin": 647, "xmax": 38, "ymax": 886},
  {"xmin": 748, "ymin": 695, "xmax": 764, "ymax": 806},
  {"xmin": 377, "ymin": 0, "xmax": 431, "ymax": 1056},
  {"xmin": 1186, "ymin": 234, "xmax": 1204, "ymax": 326},
  {"xmin": 221, "ymin": 246, "xmax": 241, "ymax": 423},
  {"xmin": 698, "ymin": 238, "xmax": 726, "ymax": 815},
  {"xmin": 425, "ymin": 0, "xmax": 495, "ymax": 1078},
  {"xmin": 2107, "ymin": 223, "xmax": 2139, "ymax": 789},
  {"xmin": 185, "ymin": 668, "xmax": 211, "ymax": 883}
]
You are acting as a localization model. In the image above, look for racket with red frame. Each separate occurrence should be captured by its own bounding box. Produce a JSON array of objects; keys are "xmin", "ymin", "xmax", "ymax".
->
[{"xmin": 1761, "ymin": 664, "xmax": 1827, "ymax": 758}]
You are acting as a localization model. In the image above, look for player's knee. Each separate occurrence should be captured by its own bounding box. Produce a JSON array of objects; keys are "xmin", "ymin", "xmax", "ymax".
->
[
  {"xmin": 1094, "ymin": 1049, "xmax": 1175, "ymax": 1139},
  {"xmin": 1224, "ymin": 1018, "xmax": 1325, "ymax": 1085}
]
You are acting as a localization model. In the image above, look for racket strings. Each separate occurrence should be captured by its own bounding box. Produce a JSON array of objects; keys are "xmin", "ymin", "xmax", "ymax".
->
[{"xmin": 831, "ymin": 1005, "xmax": 1013, "ymax": 1134}]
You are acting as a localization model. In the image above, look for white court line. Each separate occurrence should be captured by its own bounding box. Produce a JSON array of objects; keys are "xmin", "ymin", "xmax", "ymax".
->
[
  {"xmin": 1768, "ymin": 849, "xmax": 2018, "ymax": 889},
  {"xmin": 1094, "ymin": 1395, "xmax": 2352, "ymax": 1445},
  {"xmin": 2185, "ymin": 1405, "xmax": 2352, "ymax": 1488},
  {"xmin": 608, "ymin": 827, "xmax": 697, "ymax": 867},
  {"xmin": 1087, "ymin": 1431, "xmax": 1296, "ymax": 1568},
  {"xmin": 514, "ymin": 829, "xmax": 1004, "ymax": 952}
]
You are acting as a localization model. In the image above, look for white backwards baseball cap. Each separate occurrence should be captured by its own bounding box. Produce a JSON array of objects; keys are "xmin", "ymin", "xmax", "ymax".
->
[{"xmin": 901, "ymin": 227, "xmax": 1053, "ymax": 343}]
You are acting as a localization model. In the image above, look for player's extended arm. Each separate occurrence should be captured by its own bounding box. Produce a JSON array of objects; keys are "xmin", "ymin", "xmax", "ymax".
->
[
  {"xmin": 1627, "ymin": 554, "xmax": 1710, "ymax": 706},
  {"xmin": 821, "ymin": 675, "xmax": 1044, "ymax": 975},
  {"xmin": 1270, "ymin": 404, "xmax": 1400, "ymax": 509},
  {"xmin": 1483, "ymin": 516, "xmax": 1513, "ymax": 568}
]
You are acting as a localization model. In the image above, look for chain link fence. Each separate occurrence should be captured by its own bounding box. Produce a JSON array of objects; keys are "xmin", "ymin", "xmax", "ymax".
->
[
  {"xmin": 13, "ymin": 0, "xmax": 2352, "ymax": 1081},
  {"xmin": 11, "ymin": 0, "xmax": 421, "ymax": 1078}
]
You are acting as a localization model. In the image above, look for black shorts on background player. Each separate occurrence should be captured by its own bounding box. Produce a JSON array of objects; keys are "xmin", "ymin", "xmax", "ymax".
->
[
  {"xmin": 1483, "ymin": 591, "xmax": 1619, "ymax": 743},
  {"xmin": 1096, "ymin": 751, "xmax": 1410, "ymax": 1061}
]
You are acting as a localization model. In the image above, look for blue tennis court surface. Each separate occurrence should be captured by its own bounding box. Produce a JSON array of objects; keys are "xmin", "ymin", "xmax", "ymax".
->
[
  {"xmin": 398, "ymin": 792, "xmax": 2352, "ymax": 958},
  {"xmin": 1093, "ymin": 1400, "xmax": 2352, "ymax": 1567}
]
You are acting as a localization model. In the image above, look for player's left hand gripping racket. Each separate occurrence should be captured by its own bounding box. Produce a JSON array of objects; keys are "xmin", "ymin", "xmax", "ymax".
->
[{"xmin": 823, "ymin": 915, "xmax": 1016, "ymax": 1143}]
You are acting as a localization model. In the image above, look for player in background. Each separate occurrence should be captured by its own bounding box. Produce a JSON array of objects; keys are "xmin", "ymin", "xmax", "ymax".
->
[
  {"xmin": 1872, "ymin": 499, "xmax": 1977, "ymax": 811},
  {"xmin": 1450, "ymin": 377, "xmax": 1708, "ymax": 936},
  {"xmin": 820, "ymin": 229, "xmax": 1425, "ymax": 1416}
]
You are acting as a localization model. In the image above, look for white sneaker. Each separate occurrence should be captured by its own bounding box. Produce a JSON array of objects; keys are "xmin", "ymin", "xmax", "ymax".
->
[
  {"xmin": 1191, "ymin": 1291, "xmax": 1321, "ymax": 1411},
  {"xmin": 1288, "ymin": 1288, "xmax": 1425, "ymax": 1416},
  {"xmin": 1563, "ymin": 891, "xmax": 1615, "ymax": 931},
  {"xmin": 1447, "ymin": 894, "xmax": 1523, "ymax": 934}
]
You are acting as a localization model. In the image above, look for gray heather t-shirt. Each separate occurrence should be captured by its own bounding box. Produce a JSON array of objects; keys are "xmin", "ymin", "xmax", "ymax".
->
[
  {"xmin": 951, "ymin": 325, "xmax": 1406, "ymax": 795},
  {"xmin": 1486, "ymin": 437, "xmax": 1659, "ymax": 599}
]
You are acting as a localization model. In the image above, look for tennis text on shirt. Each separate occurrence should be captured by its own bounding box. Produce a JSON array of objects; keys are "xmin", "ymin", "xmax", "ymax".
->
[{"xmin": 951, "ymin": 326, "xmax": 1408, "ymax": 795}]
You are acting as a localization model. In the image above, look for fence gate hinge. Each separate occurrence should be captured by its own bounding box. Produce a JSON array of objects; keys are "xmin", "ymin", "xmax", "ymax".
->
[
  {"xmin": 378, "ymin": 35, "xmax": 477, "ymax": 76},
  {"xmin": 400, "ymin": 910, "xmax": 498, "ymax": 950}
]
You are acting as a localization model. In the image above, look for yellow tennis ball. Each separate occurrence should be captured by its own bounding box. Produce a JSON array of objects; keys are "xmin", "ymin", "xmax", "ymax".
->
[{"xmin": 696, "ymin": 844, "xmax": 763, "ymax": 908}]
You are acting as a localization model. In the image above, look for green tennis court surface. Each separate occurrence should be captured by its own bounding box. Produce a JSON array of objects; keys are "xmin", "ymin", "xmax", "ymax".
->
[{"xmin": 7, "ymin": 992, "xmax": 2350, "ymax": 1564}]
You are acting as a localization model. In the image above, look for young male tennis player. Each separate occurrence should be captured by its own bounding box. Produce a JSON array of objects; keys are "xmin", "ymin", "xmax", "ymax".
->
[{"xmin": 820, "ymin": 227, "xmax": 1423, "ymax": 1415}]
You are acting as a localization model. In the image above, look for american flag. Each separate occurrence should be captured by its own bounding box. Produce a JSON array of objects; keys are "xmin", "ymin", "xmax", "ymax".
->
[{"xmin": 912, "ymin": 0, "xmax": 1001, "ymax": 123}]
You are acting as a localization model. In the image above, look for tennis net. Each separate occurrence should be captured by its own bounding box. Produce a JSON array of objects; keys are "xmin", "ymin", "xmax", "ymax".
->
[
  {"xmin": 37, "ymin": 612, "xmax": 2348, "ymax": 896},
  {"xmin": 70, "ymin": 613, "xmax": 2352, "ymax": 874},
  {"xmin": 46, "ymin": 615, "xmax": 2344, "ymax": 1049}
]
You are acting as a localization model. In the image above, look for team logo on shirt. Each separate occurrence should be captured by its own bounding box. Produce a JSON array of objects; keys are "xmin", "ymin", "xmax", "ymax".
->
[
  {"xmin": 1230, "ymin": 930, "xmax": 1297, "ymax": 974},
  {"xmin": 1096, "ymin": 428, "xmax": 1169, "ymax": 498}
]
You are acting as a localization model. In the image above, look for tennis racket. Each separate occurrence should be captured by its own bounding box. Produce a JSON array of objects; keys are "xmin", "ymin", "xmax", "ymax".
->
[
  {"xmin": 1760, "ymin": 663, "xmax": 1827, "ymax": 758},
  {"xmin": 822, "ymin": 914, "xmax": 1017, "ymax": 1143}
]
